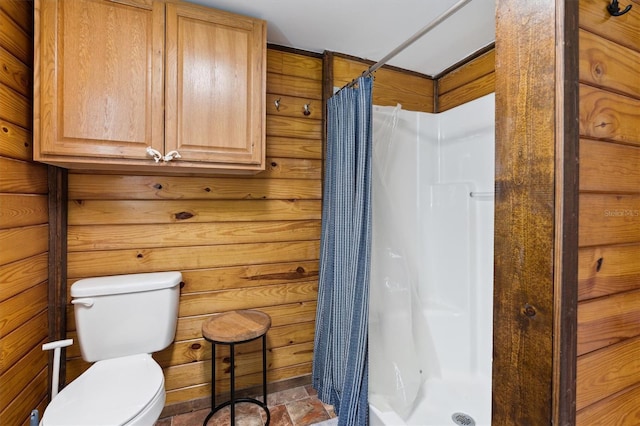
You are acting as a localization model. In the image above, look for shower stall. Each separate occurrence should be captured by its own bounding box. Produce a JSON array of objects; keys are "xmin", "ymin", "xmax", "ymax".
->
[{"xmin": 369, "ymin": 93, "xmax": 495, "ymax": 426}]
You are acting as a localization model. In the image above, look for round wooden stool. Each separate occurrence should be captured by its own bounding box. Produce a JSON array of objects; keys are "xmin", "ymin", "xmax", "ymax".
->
[{"xmin": 201, "ymin": 310, "xmax": 271, "ymax": 426}]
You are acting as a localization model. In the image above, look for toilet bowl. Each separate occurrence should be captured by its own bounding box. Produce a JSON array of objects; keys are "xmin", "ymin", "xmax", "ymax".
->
[
  {"xmin": 41, "ymin": 354, "xmax": 165, "ymax": 426},
  {"xmin": 40, "ymin": 271, "xmax": 182, "ymax": 426}
]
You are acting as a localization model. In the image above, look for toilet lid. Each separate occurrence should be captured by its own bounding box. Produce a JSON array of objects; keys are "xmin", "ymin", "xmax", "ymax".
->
[{"xmin": 42, "ymin": 353, "xmax": 164, "ymax": 426}]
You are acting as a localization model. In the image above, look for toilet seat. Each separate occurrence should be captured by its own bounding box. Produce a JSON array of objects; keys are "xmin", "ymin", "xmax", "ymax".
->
[{"xmin": 41, "ymin": 353, "xmax": 165, "ymax": 426}]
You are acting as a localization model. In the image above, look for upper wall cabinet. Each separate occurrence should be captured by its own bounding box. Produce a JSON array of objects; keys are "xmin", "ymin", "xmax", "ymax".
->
[{"xmin": 34, "ymin": 0, "xmax": 266, "ymax": 174}]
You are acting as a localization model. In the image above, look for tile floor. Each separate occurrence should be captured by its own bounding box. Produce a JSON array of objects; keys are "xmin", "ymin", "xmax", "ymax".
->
[{"xmin": 155, "ymin": 385, "xmax": 336, "ymax": 426}]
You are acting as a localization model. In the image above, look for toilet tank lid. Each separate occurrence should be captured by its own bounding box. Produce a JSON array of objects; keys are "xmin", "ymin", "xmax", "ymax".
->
[{"xmin": 71, "ymin": 271, "xmax": 182, "ymax": 297}]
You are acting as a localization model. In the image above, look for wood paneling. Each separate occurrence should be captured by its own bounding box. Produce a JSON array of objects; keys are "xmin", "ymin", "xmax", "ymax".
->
[
  {"xmin": 0, "ymin": 194, "xmax": 47, "ymax": 229},
  {"xmin": 67, "ymin": 174, "xmax": 319, "ymax": 200},
  {"xmin": 579, "ymin": 193, "xmax": 640, "ymax": 247},
  {"xmin": 67, "ymin": 221, "xmax": 321, "ymax": 250},
  {"xmin": 152, "ymin": 322, "xmax": 315, "ymax": 368},
  {"xmin": 576, "ymin": 383, "xmax": 640, "ymax": 426},
  {"xmin": 0, "ymin": 310, "xmax": 48, "ymax": 375},
  {"xmin": 174, "ymin": 301, "xmax": 317, "ymax": 341},
  {"xmin": 0, "ymin": 368, "xmax": 47, "ymax": 426},
  {"xmin": 437, "ymin": 48, "xmax": 495, "ymax": 112},
  {"xmin": 0, "ymin": 119, "xmax": 32, "ymax": 161},
  {"xmin": 328, "ymin": 46, "xmax": 495, "ymax": 114},
  {"xmin": 0, "ymin": 1, "xmax": 34, "ymax": 35},
  {"xmin": 178, "ymin": 282, "xmax": 318, "ymax": 317},
  {"xmin": 0, "ymin": 157, "xmax": 47, "ymax": 193},
  {"xmin": 267, "ymin": 49, "xmax": 322, "ymax": 80},
  {"xmin": 67, "ymin": 200, "xmax": 320, "ymax": 225},
  {"xmin": 0, "ymin": 3, "xmax": 48, "ymax": 424},
  {"xmin": 579, "ymin": 244, "xmax": 640, "ymax": 301},
  {"xmin": 267, "ymin": 73, "xmax": 322, "ymax": 100},
  {"xmin": 267, "ymin": 115, "xmax": 323, "ymax": 139},
  {"xmin": 577, "ymin": 0, "xmax": 640, "ymax": 421},
  {"xmin": 331, "ymin": 54, "xmax": 434, "ymax": 112},
  {"xmin": 0, "ymin": 253, "xmax": 48, "ymax": 302},
  {"xmin": 0, "ymin": 45, "xmax": 32, "ymax": 96},
  {"xmin": 64, "ymin": 48, "xmax": 322, "ymax": 416},
  {"xmin": 580, "ymin": 139, "xmax": 640, "ymax": 192},
  {"xmin": 67, "ymin": 241, "xmax": 319, "ymax": 278},
  {"xmin": 579, "ymin": 29, "xmax": 640, "ymax": 99},
  {"xmin": 578, "ymin": 291, "xmax": 640, "ymax": 355},
  {"xmin": 163, "ymin": 363, "xmax": 312, "ymax": 406},
  {"xmin": 438, "ymin": 49, "xmax": 495, "ymax": 94},
  {"xmin": 578, "ymin": 290, "xmax": 640, "ymax": 355},
  {"xmin": 0, "ymin": 83, "xmax": 30, "ymax": 128},
  {"xmin": 580, "ymin": 84, "xmax": 640, "ymax": 145},
  {"xmin": 577, "ymin": 336, "xmax": 640, "ymax": 411},
  {"xmin": 0, "ymin": 282, "xmax": 47, "ymax": 338},
  {"xmin": 0, "ymin": 337, "xmax": 47, "ymax": 411},
  {"xmin": 0, "ymin": 9, "xmax": 31, "ymax": 65},
  {"xmin": 266, "ymin": 136, "xmax": 322, "ymax": 160},
  {"xmin": 0, "ymin": 224, "xmax": 48, "ymax": 265},
  {"xmin": 579, "ymin": 0, "xmax": 640, "ymax": 53},
  {"xmin": 438, "ymin": 72, "xmax": 495, "ymax": 112}
]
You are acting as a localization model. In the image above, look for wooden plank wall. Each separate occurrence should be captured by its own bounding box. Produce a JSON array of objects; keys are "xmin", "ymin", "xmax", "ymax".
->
[
  {"xmin": 436, "ymin": 48, "xmax": 495, "ymax": 112},
  {"xmin": 576, "ymin": 1, "xmax": 640, "ymax": 424},
  {"xmin": 330, "ymin": 54, "xmax": 434, "ymax": 112},
  {"xmin": 0, "ymin": 1, "xmax": 51, "ymax": 425},
  {"xmin": 63, "ymin": 48, "xmax": 323, "ymax": 413},
  {"xmin": 328, "ymin": 49, "xmax": 495, "ymax": 114}
]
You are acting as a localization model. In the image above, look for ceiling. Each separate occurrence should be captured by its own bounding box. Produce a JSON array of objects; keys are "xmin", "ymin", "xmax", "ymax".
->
[{"xmin": 188, "ymin": 0, "xmax": 496, "ymax": 77}]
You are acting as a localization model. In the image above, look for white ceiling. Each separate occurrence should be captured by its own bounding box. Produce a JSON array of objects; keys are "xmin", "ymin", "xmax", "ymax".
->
[{"xmin": 188, "ymin": 0, "xmax": 496, "ymax": 77}]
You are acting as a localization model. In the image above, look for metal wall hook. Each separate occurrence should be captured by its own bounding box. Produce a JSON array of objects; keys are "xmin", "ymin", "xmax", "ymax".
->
[
  {"xmin": 607, "ymin": 0, "xmax": 632, "ymax": 16},
  {"xmin": 274, "ymin": 98, "xmax": 281, "ymax": 111},
  {"xmin": 303, "ymin": 103, "xmax": 311, "ymax": 116}
]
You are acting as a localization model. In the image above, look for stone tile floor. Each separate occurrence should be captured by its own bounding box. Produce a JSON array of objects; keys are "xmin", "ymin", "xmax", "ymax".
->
[{"xmin": 155, "ymin": 385, "xmax": 336, "ymax": 426}]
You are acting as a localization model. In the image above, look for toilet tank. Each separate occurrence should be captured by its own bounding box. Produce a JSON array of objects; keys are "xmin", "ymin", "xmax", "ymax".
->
[{"xmin": 71, "ymin": 271, "xmax": 182, "ymax": 362}]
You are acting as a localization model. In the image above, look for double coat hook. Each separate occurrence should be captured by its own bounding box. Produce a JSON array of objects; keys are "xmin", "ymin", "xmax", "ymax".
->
[
  {"xmin": 607, "ymin": 0, "xmax": 632, "ymax": 16},
  {"xmin": 273, "ymin": 97, "xmax": 312, "ymax": 116}
]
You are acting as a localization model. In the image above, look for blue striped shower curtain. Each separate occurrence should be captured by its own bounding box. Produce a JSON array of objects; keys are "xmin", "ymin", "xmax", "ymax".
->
[{"xmin": 312, "ymin": 76, "xmax": 373, "ymax": 426}]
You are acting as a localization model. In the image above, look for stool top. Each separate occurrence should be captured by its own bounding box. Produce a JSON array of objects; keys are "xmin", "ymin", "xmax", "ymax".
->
[{"xmin": 202, "ymin": 310, "xmax": 271, "ymax": 343}]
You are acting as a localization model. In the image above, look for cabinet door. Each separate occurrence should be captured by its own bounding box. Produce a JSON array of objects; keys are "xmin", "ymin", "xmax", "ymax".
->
[
  {"xmin": 35, "ymin": 0, "xmax": 164, "ymax": 162},
  {"xmin": 165, "ymin": 3, "xmax": 266, "ymax": 169}
]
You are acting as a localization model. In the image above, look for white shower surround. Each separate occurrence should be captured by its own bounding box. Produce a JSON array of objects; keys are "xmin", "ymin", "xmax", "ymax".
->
[{"xmin": 369, "ymin": 93, "xmax": 495, "ymax": 426}]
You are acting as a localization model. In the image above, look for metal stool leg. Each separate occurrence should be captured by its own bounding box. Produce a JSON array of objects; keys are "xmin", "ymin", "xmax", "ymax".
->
[
  {"xmin": 230, "ymin": 342, "xmax": 235, "ymax": 425},
  {"xmin": 262, "ymin": 334, "xmax": 270, "ymax": 425},
  {"xmin": 203, "ymin": 343, "xmax": 217, "ymax": 426},
  {"xmin": 212, "ymin": 343, "xmax": 216, "ymax": 410}
]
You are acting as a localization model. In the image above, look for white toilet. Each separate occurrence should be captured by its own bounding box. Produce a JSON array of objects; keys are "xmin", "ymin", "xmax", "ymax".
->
[{"xmin": 41, "ymin": 271, "xmax": 182, "ymax": 426}]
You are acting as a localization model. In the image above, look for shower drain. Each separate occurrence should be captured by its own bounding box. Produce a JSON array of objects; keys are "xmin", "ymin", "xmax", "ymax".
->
[{"xmin": 451, "ymin": 412, "xmax": 476, "ymax": 426}]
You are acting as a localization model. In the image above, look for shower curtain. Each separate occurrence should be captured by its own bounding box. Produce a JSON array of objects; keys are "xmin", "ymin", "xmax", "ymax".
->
[
  {"xmin": 369, "ymin": 105, "xmax": 427, "ymax": 418},
  {"xmin": 312, "ymin": 76, "xmax": 373, "ymax": 426}
]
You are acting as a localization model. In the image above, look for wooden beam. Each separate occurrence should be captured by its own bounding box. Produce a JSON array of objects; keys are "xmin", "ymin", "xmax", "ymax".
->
[
  {"xmin": 553, "ymin": 0, "xmax": 579, "ymax": 424},
  {"xmin": 47, "ymin": 165, "xmax": 68, "ymax": 396},
  {"xmin": 493, "ymin": 0, "xmax": 577, "ymax": 423}
]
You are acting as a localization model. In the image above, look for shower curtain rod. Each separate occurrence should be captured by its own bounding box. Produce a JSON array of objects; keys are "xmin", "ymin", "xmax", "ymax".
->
[{"xmin": 339, "ymin": 0, "xmax": 473, "ymax": 91}]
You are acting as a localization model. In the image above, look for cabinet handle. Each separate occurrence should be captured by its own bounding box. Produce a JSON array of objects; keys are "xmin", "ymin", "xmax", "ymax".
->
[
  {"xmin": 146, "ymin": 147, "xmax": 182, "ymax": 163},
  {"xmin": 163, "ymin": 150, "xmax": 182, "ymax": 162},
  {"xmin": 146, "ymin": 146, "xmax": 163, "ymax": 163}
]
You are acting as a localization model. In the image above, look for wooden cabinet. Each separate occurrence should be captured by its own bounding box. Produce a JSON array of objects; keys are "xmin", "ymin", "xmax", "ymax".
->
[{"xmin": 34, "ymin": 0, "xmax": 266, "ymax": 173}]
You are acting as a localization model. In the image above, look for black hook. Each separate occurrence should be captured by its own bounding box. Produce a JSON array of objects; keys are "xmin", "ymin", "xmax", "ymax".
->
[{"xmin": 607, "ymin": 0, "xmax": 632, "ymax": 16}]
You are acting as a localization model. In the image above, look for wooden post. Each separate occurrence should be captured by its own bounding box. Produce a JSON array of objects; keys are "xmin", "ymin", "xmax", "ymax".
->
[{"xmin": 492, "ymin": 0, "xmax": 578, "ymax": 424}]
